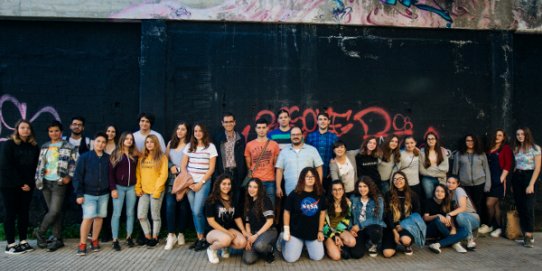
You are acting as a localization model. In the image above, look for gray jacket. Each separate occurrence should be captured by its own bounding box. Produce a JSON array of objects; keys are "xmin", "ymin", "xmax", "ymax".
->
[
  {"xmin": 452, "ymin": 152, "xmax": 491, "ymax": 188},
  {"xmin": 330, "ymin": 150, "xmax": 358, "ymax": 193}
]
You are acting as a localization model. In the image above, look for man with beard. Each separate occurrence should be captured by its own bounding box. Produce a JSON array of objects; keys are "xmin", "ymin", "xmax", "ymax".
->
[
  {"xmin": 276, "ymin": 127, "xmax": 323, "ymax": 197},
  {"xmin": 63, "ymin": 117, "xmax": 93, "ymax": 155}
]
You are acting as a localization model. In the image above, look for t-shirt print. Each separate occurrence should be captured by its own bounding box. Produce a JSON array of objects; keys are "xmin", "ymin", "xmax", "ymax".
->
[{"xmin": 301, "ymin": 197, "xmax": 320, "ymax": 217}]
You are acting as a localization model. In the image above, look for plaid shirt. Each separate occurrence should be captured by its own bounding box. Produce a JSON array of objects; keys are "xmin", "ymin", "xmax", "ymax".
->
[
  {"xmin": 35, "ymin": 140, "xmax": 78, "ymax": 190},
  {"xmin": 306, "ymin": 130, "xmax": 338, "ymax": 178}
]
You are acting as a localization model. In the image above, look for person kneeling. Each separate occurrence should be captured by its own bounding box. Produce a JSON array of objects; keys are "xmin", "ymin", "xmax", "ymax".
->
[
  {"xmin": 205, "ymin": 174, "xmax": 248, "ymax": 264},
  {"xmin": 323, "ymin": 180, "xmax": 356, "ymax": 260}
]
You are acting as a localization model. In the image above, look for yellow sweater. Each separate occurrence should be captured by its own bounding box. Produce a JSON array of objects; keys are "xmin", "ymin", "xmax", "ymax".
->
[{"xmin": 135, "ymin": 155, "xmax": 168, "ymax": 198}]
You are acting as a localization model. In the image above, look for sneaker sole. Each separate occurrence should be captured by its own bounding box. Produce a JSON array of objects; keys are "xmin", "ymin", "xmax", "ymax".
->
[
  {"xmin": 428, "ymin": 247, "xmax": 441, "ymax": 254},
  {"xmin": 369, "ymin": 253, "xmax": 378, "ymax": 258},
  {"xmin": 5, "ymin": 251, "xmax": 26, "ymax": 255}
]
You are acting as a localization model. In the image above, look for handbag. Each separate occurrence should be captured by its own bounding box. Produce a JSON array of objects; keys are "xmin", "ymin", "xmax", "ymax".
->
[
  {"xmin": 242, "ymin": 140, "xmax": 270, "ymax": 188},
  {"xmin": 171, "ymin": 170, "xmax": 194, "ymax": 201},
  {"xmin": 505, "ymin": 207, "xmax": 522, "ymax": 240}
]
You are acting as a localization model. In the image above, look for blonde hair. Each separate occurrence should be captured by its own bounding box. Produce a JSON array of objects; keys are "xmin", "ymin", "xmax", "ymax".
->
[
  {"xmin": 143, "ymin": 134, "xmax": 164, "ymax": 170},
  {"xmin": 10, "ymin": 119, "xmax": 38, "ymax": 146}
]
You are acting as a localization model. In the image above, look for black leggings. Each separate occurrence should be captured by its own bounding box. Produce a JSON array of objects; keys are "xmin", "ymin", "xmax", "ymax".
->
[
  {"xmin": 350, "ymin": 225, "xmax": 383, "ymax": 259},
  {"xmin": 382, "ymin": 227, "xmax": 414, "ymax": 250},
  {"xmin": 1, "ymin": 187, "xmax": 33, "ymax": 244},
  {"xmin": 512, "ymin": 170, "xmax": 536, "ymax": 233}
]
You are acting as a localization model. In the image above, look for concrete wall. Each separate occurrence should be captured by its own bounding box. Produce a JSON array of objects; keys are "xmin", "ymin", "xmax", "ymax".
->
[{"xmin": 1, "ymin": 1, "xmax": 542, "ymax": 31}]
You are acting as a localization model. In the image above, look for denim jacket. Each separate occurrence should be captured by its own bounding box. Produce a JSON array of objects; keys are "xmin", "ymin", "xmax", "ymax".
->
[
  {"xmin": 350, "ymin": 195, "xmax": 386, "ymax": 229},
  {"xmin": 399, "ymin": 212, "xmax": 427, "ymax": 247},
  {"xmin": 35, "ymin": 140, "xmax": 78, "ymax": 190}
]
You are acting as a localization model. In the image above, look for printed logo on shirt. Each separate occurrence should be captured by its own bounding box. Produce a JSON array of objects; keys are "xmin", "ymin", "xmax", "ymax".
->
[{"xmin": 300, "ymin": 197, "xmax": 319, "ymax": 217}]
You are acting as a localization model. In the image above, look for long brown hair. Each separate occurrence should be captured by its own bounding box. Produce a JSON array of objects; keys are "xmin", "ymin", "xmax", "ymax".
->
[
  {"xmin": 489, "ymin": 128, "xmax": 507, "ymax": 151},
  {"xmin": 142, "ymin": 134, "xmax": 164, "ymax": 170},
  {"xmin": 381, "ymin": 135, "xmax": 401, "ymax": 163},
  {"xmin": 514, "ymin": 127, "xmax": 537, "ymax": 154},
  {"xmin": 423, "ymin": 132, "xmax": 444, "ymax": 168},
  {"xmin": 360, "ymin": 136, "xmax": 381, "ymax": 158},
  {"xmin": 169, "ymin": 122, "xmax": 191, "ymax": 149},
  {"xmin": 327, "ymin": 180, "xmax": 348, "ymax": 217},
  {"xmin": 10, "ymin": 119, "xmax": 37, "ymax": 146},
  {"xmin": 433, "ymin": 184, "xmax": 452, "ymax": 214},
  {"xmin": 110, "ymin": 132, "xmax": 137, "ymax": 166},
  {"xmin": 354, "ymin": 176, "xmax": 382, "ymax": 216},
  {"xmin": 389, "ymin": 171, "xmax": 413, "ymax": 223},
  {"xmin": 403, "ymin": 136, "xmax": 420, "ymax": 156},
  {"xmin": 244, "ymin": 178, "xmax": 266, "ymax": 219},
  {"xmin": 188, "ymin": 123, "xmax": 210, "ymax": 153},
  {"xmin": 207, "ymin": 174, "xmax": 233, "ymax": 206},
  {"xmin": 294, "ymin": 167, "xmax": 324, "ymax": 196}
]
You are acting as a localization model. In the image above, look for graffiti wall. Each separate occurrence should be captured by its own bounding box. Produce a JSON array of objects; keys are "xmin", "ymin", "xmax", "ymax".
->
[{"xmin": 1, "ymin": 1, "xmax": 542, "ymax": 31}]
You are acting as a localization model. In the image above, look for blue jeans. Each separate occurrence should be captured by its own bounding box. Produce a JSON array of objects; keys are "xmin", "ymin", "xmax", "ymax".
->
[
  {"xmin": 282, "ymin": 235, "xmax": 324, "ymax": 263},
  {"xmin": 262, "ymin": 181, "xmax": 276, "ymax": 207},
  {"xmin": 111, "ymin": 185, "xmax": 136, "ymax": 240},
  {"xmin": 187, "ymin": 181, "xmax": 211, "ymax": 235},
  {"xmin": 165, "ymin": 190, "xmax": 189, "ymax": 234},
  {"xmin": 426, "ymin": 219, "xmax": 468, "ymax": 247},
  {"xmin": 421, "ymin": 176, "xmax": 440, "ymax": 200},
  {"xmin": 455, "ymin": 212, "xmax": 480, "ymax": 239}
]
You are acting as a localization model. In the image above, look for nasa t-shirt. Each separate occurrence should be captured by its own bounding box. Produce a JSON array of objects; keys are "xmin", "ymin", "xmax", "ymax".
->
[{"xmin": 285, "ymin": 190, "xmax": 327, "ymax": 240}]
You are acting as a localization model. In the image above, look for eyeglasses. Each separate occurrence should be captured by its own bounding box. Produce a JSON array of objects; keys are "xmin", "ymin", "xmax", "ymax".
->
[
  {"xmin": 332, "ymin": 188, "xmax": 343, "ymax": 192},
  {"xmin": 427, "ymin": 138, "xmax": 436, "ymax": 141},
  {"xmin": 305, "ymin": 175, "xmax": 315, "ymax": 179},
  {"xmin": 393, "ymin": 177, "xmax": 405, "ymax": 181},
  {"xmin": 223, "ymin": 121, "xmax": 235, "ymax": 124}
]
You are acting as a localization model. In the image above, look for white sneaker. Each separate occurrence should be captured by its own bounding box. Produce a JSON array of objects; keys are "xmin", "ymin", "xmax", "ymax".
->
[
  {"xmin": 490, "ymin": 228, "xmax": 502, "ymax": 238},
  {"xmin": 221, "ymin": 248, "xmax": 230, "ymax": 258},
  {"xmin": 164, "ymin": 234, "xmax": 177, "ymax": 250},
  {"xmin": 478, "ymin": 224, "xmax": 493, "ymax": 234},
  {"xmin": 428, "ymin": 243, "xmax": 441, "ymax": 254},
  {"xmin": 452, "ymin": 242, "xmax": 467, "ymax": 253},
  {"xmin": 467, "ymin": 238, "xmax": 476, "ymax": 250},
  {"xmin": 207, "ymin": 247, "xmax": 219, "ymax": 264},
  {"xmin": 177, "ymin": 233, "xmax": 185, "ymax": 246}
]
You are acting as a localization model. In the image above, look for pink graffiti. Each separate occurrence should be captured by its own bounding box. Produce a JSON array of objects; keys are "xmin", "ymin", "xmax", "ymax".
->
[
  {"xmin": 0, "ymin": 94, "xmax": 60, "ymax": 141},
  {"xmin": 242, "ymin": 106, "xmax": 431, "ymax": 141}
]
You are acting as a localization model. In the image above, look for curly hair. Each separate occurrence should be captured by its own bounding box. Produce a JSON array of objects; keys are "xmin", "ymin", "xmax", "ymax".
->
[
  {"xmin": 327, "ymin": 180, "xmax": 349, "ymax": 217},
  {"xmin": 353, "ymin": 176, "xmax": 382, "ymax": 216},
  {"xmin": 389, "ymin": 171, "xmax": 413, "ymax": 223},
  {"xmin": 244, "ymin": 178, "xmax": 266, "ymax": 219},
  {"xmin": 294, "ymin": 167, "xmax": 324, "ymax": 196},
  {"xmin": 381, "ymin": 135, "xmax": 401, "ymax": 163},
  {"xmin": 206, "ymin": 173, "xmax": 233, "ymax": 206}
]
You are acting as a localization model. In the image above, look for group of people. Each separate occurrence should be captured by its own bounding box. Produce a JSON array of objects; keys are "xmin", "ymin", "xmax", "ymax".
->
[{"xmin": 0, "ymin": 109, "xmax": 539, "ymax": 265}]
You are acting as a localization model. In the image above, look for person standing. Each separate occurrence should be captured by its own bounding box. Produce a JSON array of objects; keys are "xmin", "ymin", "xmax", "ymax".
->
[
  {"xmin": 0, "ymin": 120, "xmax": 39, "ymax": 254},
  {"xmin": 133, "ymin": 113, "xmax": 166, "ymax": 153},
  {"xmin": 63, "ymin": 116, "xmax": 92, "ymax": 155},
  {"xmin": 213, "ymin": 112, "xmax": 246, "ymax": 205},
  {"xmin": 306, "ymin": 112, "xmax": 339, "ymax": 191},
  {"xmin": 275, "ymin": 127, "xmax": 323, "ymax": 198},
  {"xmin": 378, "ymin": 135, "xmax": 401, "ymax": 195},
  {"xmin": 267, "ymin": 109, "xmax": 292, "ymax": 150},
  {"xmin": 419, "ymin": 132, "xmax": 449, "ymax": 200},
  {"xmin": 244, "ymin": 119, "xmax": 280, "ymax": 206},
  {"xmin": 74, "ymin": 133, "xmax": 110, "ymax": 256},
  {"xmin": 34, "ymin": 121, "xmax": 78, "ymax": 252}
]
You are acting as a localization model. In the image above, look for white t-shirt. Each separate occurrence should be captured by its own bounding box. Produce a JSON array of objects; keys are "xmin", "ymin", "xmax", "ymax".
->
[
  {"xmin": 133, "ymin": 130, "xmax": 166, "ymax": 153},
  {"xmin": 183, "ymin": 143, "xmax": 218, "ymax": 183},
  {"xmin": 338, "ymin": 159, "xmax": 355, "ymax": 193},
  {"xmin": 65, "ymin": 136, "xmax": 93, "ymax": 151}
]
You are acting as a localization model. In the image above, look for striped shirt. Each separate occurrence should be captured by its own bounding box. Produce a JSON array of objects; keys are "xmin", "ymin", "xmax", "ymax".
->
[
  {"xmin": 267, "ymin": 128, "xmax": 291, "ymax": 150},
  {"xmin": 183, "ymin": 143, "xmax": 218, "ymax": 183}
]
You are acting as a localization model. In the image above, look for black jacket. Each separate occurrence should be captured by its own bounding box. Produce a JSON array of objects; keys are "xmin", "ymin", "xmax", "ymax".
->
[
  {"xmin": 73, "ymin": 151, "xmax": 110, "ymax": 197},
  {"xmin": 0, "ymin": 139, "xmax": 40, "ymax": 189},
  {"xmin": 212, "ymin": 130, "xmax": 247, "ymax": 180}
]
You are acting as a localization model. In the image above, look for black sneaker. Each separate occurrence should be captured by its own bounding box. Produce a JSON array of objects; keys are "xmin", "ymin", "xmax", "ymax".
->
[
  {"xmin": 136, "ymin": 236, "xmax": 147, "ymax": 246},
  {"xmin": 189, "ymin": 239, "xmax": 200, "ymax": 250},
  {"xmin": 46, "ymin": 238, "xmax": 64, "ymax": 252},
  {"xmin": 91, "ymin": 240, "xmax": 101, "ymax": 252},
  {"xmin": 33, "ymin": 228, "xmax": 47, "ymax": 249},
  {"xmin": 146, "ymin": 238, "xmax": 158, "ymax": 248},
  {"xmin": 126, "ymin": 237, "xmax": 135, "ymax": 248},
  {"xmin": 113, "ymin": 240, "xmax": 121, "ymax": 251},
  {"xmin": 18, "ymin": 242, "xmax": 34, "ymax": 252},
  {"xmin": 404, "ymin": 246, "xmax": 413, "ymax": 256},
  {"xmin": 76, "ymin": 243, "xmax": 87, "ymax": 256},
  {"xmin": 368, "ymin": 244, "xmax": 378, "ymax": 257},
  {"xmin": 265, "ymin": 247, "xmax": 276, "ymax": 263},
  {"xmin": 5, "ymin": 244, "xmax": 26, "ymax": 255},
  {"xmin": 195, "ymin": 239, "xmax": 209, "ymax": 251}
]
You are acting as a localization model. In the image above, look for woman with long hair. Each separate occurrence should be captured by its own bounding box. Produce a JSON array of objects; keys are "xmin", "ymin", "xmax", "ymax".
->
[
  {"xmin": 109, "ymin": 132, "xmax": 138, "ymax": 251},
  {"xmin": 446, "ymin": 176, "xmax": 480, "ymax": 250},
  {"xmin": 382, "ymin": 171, "xmax": 424, "ymax": 258},
  {"xmin": 424, "ymin": 184, "xmax": 469, "ymax": 254},
  {"xmin": 205, "ymin": 174, "xmax": 248, "ymax": 264},
  {"xmin": 397, "ymin": 136, "xmax": 422, "ymax": 197},
  {"xmin": 512, "ymin": 127, "xmax": 541, "ymax": 248},
  {"xmin": 281, "ymin": 167, "xmax": 327, "ymax": 263},
  {"xmin": 452, "ymin": 134, "xmax": 490, "ymax": 222},
  {"xmin": 0, "ymin": 120, "xmax": 40, "ymax": 254},
  {"xmin": 322, "ymin": 180, "xmax": 355, "ymax": 261},
  {"xmin": 135, "ymin": 134, "xmax": 169, "ymax": 247},
  {"xmin": 378, "ymin": 135, "xmax": 401, "ymax": 194},
  {"xmin": 34, "ymin": 120, "xmax": 78, "ymax": 252},
  {"xmin": 355, "ymin": 137, "xmax": 382, "ymax": 185},
  {"xmin": 349, "ymin": 176, "xmax": 386, "ymax": 259},
  {"xmin": 242, "ymin": 178, "xmax": 277, "ymax": 264},
  {"xmin": 330, "ymin": 141, "xmax": 357, "ymax": 197},
  {"xmin": 482, "ymin": 129, "xmax": 513, "ymax": 238},
  {"xmin": 164, "ymin": 122, "xmax": 191, "ymax": 250},
  {"xmin": 419, "ymin": 132, "xmax": 449, "ymax": 200},
  {"xmin": 181, "ymin": 123, "xmax": 217, "ymax": 251},
  {"xmin": 104, "ymin": 124, "xmax": 118, "ymax": 155}
]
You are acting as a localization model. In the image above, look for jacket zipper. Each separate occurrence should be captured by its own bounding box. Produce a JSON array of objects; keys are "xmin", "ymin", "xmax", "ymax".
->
[{"xmin": 127, "ymin": 154, "xmax": 131, "ymax": 186}]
